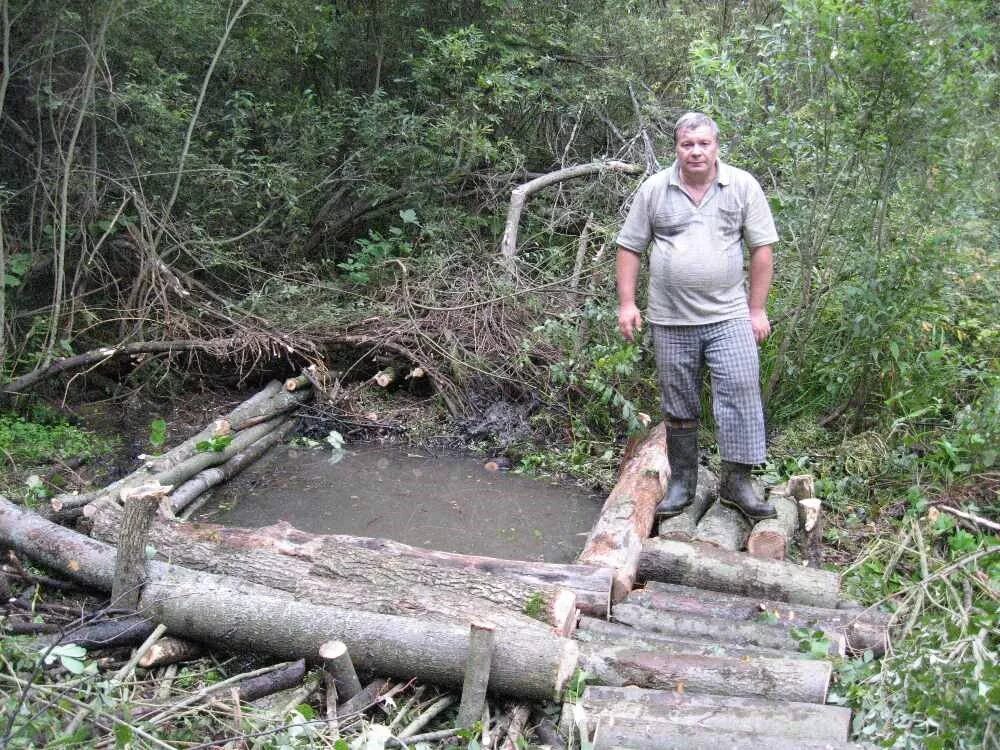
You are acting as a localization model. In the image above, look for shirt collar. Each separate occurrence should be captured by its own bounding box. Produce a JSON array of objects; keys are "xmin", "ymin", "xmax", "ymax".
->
[{"xmin": 668, "ymin": 159, "xmax": 731, "ymax": 186}]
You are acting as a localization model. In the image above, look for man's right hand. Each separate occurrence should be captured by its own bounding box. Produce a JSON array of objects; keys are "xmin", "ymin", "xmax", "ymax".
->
[{"xmin": 618, "ymin": 303, "xmax": 643, "ymax": 342}]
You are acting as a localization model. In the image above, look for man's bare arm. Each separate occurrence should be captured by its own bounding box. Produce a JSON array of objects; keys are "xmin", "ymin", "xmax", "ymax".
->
[
  {"xmin": 748, "ymin": 244, "xmax": 774, "ymax": 343},
  {"xmin": 616, "ymin": 247, "xmax": 643, "ymax": 341}
]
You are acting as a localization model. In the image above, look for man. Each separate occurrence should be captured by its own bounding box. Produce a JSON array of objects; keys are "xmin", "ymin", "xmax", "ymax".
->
[{"xmin": 615, "ymin": 112, "xmax": 777, "ymax": 521}]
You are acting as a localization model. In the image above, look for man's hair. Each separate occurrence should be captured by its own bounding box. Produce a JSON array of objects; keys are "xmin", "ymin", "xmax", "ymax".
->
[{"xmin": 673, "ymin": 112, "xmax": 720, "ymax": 143}]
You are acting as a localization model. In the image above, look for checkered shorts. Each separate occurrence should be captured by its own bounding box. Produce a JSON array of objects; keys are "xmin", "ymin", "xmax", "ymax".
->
[{"xmin": 651, "ymin": 319, "xmax": 766, "ymax": 464}]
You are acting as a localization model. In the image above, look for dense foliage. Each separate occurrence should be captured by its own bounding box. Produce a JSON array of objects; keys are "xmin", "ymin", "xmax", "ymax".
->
[{"xmin": 0, "ymin": 0, "xmax": 996, "ymax": 747}]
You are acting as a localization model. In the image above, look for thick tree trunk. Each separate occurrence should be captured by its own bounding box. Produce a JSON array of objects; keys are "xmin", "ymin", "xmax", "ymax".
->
[
  {"xmin": 577, "ymin": 640, "xmax": 831, "ymax": 703},
  {"xmin": 592, "ymin": 720, "xmax": 873, "ymax": 750},
  {"xmin": 638, "ymin": 539, "xmax": 842, "ymax": 608},
  {"xmin": 657, "ymin": 467, "xmax": 718, "ymax": 541},
  {"xmin": 91, "ymin": 512, "xmax": 600, "ymax": 624},
  {"xmin": 610, "ymin": 602, "xmax": 846, "ymax": 657},
  {"xmin": 627, "ymin": 582, "xmax": 889, "ymax": 655},
  {"xmin": 90, "ymin": 509, "xmax": 576, "ymax": 636},
  {"xmin": 580, "ymin": 685, "xmax": 853, "ymax": 743},
  {"xmin": 0, "ymin": 497, "xmax": 578, "ymax": 700},
  {"xmin": 578, "ymin": 422, "xmax": 667, "ymax": 602},
  {"xmin": 692, "ymin": 500, "xmax": 750, "ymax": 551},
  {"xmin": 747, "ymin": 491, "xmax": 799, "ymax": 560}
]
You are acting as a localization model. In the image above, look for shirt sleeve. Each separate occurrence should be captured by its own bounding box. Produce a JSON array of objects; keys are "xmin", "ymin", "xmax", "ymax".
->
[
  {"xmin": 742, "ymin": 178, "xmax": 779, "ymax": 249},
  {"xmin": 615, "ymin": 181, "xmax": 654, "ymax": 254}
]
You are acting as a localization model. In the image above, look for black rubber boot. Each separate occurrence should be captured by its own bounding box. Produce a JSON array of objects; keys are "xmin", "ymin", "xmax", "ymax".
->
[
  {"xmin": 655, "ymin": 426, "xmax": 699, "ymax": 518},
  {"xmin": 719, "ymin": 461, "xmax": 777, "ymax": 521}
]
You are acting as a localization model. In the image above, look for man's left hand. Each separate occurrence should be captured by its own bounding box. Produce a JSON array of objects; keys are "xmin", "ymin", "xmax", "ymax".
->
[{"xmin": 750, "ymin": 309, "xmax": 771, "ymax": 343}]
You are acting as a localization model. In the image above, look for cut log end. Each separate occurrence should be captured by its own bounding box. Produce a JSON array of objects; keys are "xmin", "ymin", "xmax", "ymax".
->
[{"xmin": 550, "ymin": 589, "xmax": 579, "ymax": 637}]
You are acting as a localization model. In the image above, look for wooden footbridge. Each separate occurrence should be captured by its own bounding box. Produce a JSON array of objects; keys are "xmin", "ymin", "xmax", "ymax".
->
[{"xmin": 0, "ymin": 377, "xmax": 889, "ymax": 748}]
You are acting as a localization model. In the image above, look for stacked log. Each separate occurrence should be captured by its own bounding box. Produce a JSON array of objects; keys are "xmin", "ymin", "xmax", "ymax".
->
[
  {"xmin": 49, "ymin": 379, "xmax": 311, "ymax": 522},
  {"xmin": 691, "ymin": 500, "xmax": 750, "ymax": 551},
  {"xmin": 627, "ymin": 581, "xmax": 889, "ymax": 655},
  {"xmin": 0, "ymin": 497, "xmax": 578, "ymax": 700},
  {"xmin": 89, "ymin": 509, "xmax": 579, "ymax": 636},
  {"xmin": 592, "ymin": 720, "xmax": 875, "ymax": 749},
  {"xmin": 578, "ymin": 422, "xmax": 667, "ymax": 602},
  {"xmin": 657, "ymin": 466, "xmax": 718, "ymax": 541},
  {"xmin": 746, "ymin": 488, "xmax": 800, "ymax": 560},
  {"xmin": 638, "ymin": 538, "xmax": 841, "ymax": 607},
  {"xmin": 580, "ymin": 685, "xmax": 853, "ymax": 744}
]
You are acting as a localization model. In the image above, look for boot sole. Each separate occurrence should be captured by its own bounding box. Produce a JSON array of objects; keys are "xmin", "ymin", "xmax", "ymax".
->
[
  {"xmin": 719, "ymin": 497, "xmax": 778, "ymax": 522},
  {"xmin": 655, "ymin": 502, "xmax": 693, "ymax": 519}
]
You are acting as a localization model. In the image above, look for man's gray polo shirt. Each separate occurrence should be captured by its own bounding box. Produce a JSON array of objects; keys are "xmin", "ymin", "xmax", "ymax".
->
[{"xmin": 616, "ymin": 160, "xmax": 778, "ymax": 326}]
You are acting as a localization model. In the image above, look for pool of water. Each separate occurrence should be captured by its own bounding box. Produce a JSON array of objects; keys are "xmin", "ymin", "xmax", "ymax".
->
[{"xmin": 191, "ymin": 443, "xmax": 604, "ymax": 563}]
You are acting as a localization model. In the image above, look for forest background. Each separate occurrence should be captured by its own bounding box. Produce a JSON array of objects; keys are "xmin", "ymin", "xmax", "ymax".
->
[{"xmin": 0, "ymin": 0, "xmax": 996, "ymax": 747}]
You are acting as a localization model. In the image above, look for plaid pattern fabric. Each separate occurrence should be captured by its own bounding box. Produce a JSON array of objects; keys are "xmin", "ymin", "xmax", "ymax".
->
[{"xmin": 651, "ymin": 319, "xmax": 766, "ymax": 464}]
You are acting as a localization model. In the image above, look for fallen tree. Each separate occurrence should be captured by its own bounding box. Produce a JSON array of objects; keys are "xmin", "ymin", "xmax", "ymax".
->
[
  {"xmin": 89, "ymin": 508, "xmax": 578, "ymax": 636},
  {"xmin": 0, "ymin": 497, "xmax": 578, "ymax": 700}
]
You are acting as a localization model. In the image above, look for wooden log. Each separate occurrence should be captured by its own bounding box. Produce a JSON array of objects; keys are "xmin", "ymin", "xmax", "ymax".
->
[
  {"xmin": 629, "ymin": 581, "xmax": 889, "ymax": 655},
  {"xmin": 399, "ymin": 695, "xmax": 456, "ymax": 739},
  {"xmin": 611, "ymin": 602, "xmax": 846, "ymax": 657},
  {"xmin": 456, "ymin": 620, "xmax": 496, "ymax": 728},
  {"xmin": 167, "ymin": 419, "xmax": 294, "ymax": 515},
  {"xmin": 592, "ymin": 719, "xmax": 873, "ymax": 750},
  {"xmin": 373, "ymin": 367, "xmax": 398, "ymax": 388},
  {"xmin": 50, "ymin": 615, "xmax": 156, "ymax": 650},
  {"xmin": 692, "ymin": 500, "xmax": 750, "ymax": 552},
  {"xmin": 638, "ymin": 539, "xmax": 841, "ymax": 608},
  {"xmin": 93, "ymin": 511, "xmax": 599, "ymax": 624},
  {"xmin": 747, "ymin": 491, "xmax": 799, "ymax": 560},
  {"xmin": 111, "ymin": 486, "xmax": 166, "ymax": 610},
  {"xmin": 531, "ymin": 714, "xmax": 566, "ymax": 750},
  {"xmin": 284, "ymin": 373, "xmax": 311, "ymax": 391},
  {"xmin": 319, "ymin": 640, "xmax": 362, "ymax": 701},
  {"xmin": 0, "ymin": 497, "xmax": 579, "ymax": 700},
  {"xmin": 578, "ymin": 422, "xmax": 667, "ymax": 603},
  {"xmin": 800, "ymin": 497, "xmax": 822, "ymax": 532},
  {"xmin": 337, "ymin": 678, "xmax": 390, "ymax": 717},
  {"xmin": 90, "ymin": 509, "xmax": 576, "ymax": 638},
  {"xmin": 499, "ymin": 704, "xmax": 532, "ymax": 750},
  {"xmin": 787, "ymin": 474, "xmax": 815, "ymax": 501},
  {"xmin": 576, "ymin": 616, "xmax": 804, "ymax": 661},
  {"xmin": 581, "ymin": 685, "xmax": 853, "ymax": 743},
  {"xmin": 576, "ymin": 640, "xmax": 831, "ymax": 704},
  {"xmin": 657, "ymin": 467, "xmax": 718, "ymax": 541},
  {"xmin": 137, "ymin": 636, "xmax": 204, "ymax": 668},
  {"xmin": 236, "ymin": 659, "xmax": 307, "ymax": 703}
]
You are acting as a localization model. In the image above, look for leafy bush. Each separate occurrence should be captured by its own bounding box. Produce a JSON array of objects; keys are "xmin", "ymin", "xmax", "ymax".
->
[{"xmin": 0, "ymin": 415, "xmax": 114, "ymax": 465}]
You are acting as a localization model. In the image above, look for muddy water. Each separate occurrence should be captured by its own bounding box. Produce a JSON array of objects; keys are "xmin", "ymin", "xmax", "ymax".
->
[{"xmin": 192, "ymin": 444, "xmax": 605, "ymax": 563}]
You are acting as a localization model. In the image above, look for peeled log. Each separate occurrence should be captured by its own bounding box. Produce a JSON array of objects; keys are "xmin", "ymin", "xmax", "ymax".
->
[
  {"xmin": 581, "ymin": 685, "xmax": 853, "ymax": 743},
  {"xmin": 592, "ymin": 720, "xmax": 873, "ymax": 750},
  {"xmin": 578, "ymin": 422, "xmax": 667, "ymax": 602},
  {"xmin": 638, "ymin": 538, "xmax": 841, "ymax": 608},
  {"xmin": 0, "ymin": 497, "xmax": 578, "ymax": 700},
  {"xmin": 628, "ymin": 582, "xmax": 889, "ymax": 656},
  {"xmin": 577, "ymin": 640, "xmax": 831, "ymax": 704},
  {"xmin": 692, "ymin": 500, "xmax": 750, "ymax": 552},
  {"xmin": 747, "ymin": 491, "xmax": 799, "ymax": 560},
  {"xmin": 90, "ymin": 509, "xmax": 576, "ymax": 637},
  {"xmin": 657, "ymin": 467, "xmax": 718, "ymax": 541},
  {"xmin": 611, "ymin": 602, "xmax": 846, "ymax": 657}
]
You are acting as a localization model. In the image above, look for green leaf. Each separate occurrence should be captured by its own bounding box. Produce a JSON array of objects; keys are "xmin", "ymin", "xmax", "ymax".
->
[
  {"xmin": 149, "ymin": 418, "xmax": 167, "ymax": 448},
  {"xmin": 115, "ymin": 724, "xmax": 134, "ymax": 748},
  {"xmin": 399, "ymin": 208, "xmax": 419, "ymax": 225}
]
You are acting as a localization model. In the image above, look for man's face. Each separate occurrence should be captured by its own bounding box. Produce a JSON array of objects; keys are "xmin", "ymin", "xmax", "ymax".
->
[{"xmin": 675, "ymin": 125, "xmax": 718, "ymax": 178}]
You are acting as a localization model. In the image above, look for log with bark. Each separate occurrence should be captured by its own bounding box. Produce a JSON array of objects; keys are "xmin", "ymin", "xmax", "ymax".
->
[
  {"xmin": 580, "ymin": 685, "xmax": 853, "ymax": 744},
  {"xmin": 610, "ymin": 602, "xmax": 846, "ymax": 657},
  {"xmin": 576, "ymin": 639, "xmax": 831, "ymax": 704},
  {"xmin": 692, "ymin": 500, "xmax": 750, "ymax": 551},
  {"xmin": 0, "ymin": 497, "xmax": 578, "ymax": 700},
  {"xmin": 657, "ymin": 466, "xmax": 718, "ymax": 541},
  {"xmin": 47, "ymin": 615, "xmax": 157, "ymax": 650},
  {"xmin": 627, "ymin": 581, "xmax": 889, "ymax": 655},
  {"xmin": 91, "ymin": 511, "xmax": 601, "ymax": 626},
  {"xmin": 747, "ymin": 489, "xmax": 800, "ymax": 560},
  {"xmin": 576, "ymin": 616, "xmax": 803, "ymax": 661},
  {"xmin": 578, "ymin": 422, "xmax": 667, "ymax": 603},
  {"xmin": 592, "ymin": 719, "xmax": 874, "ymax": 750},
  {"xmin": 638, "ymin": 538, "xmax": 842, "ymax": 608}
]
